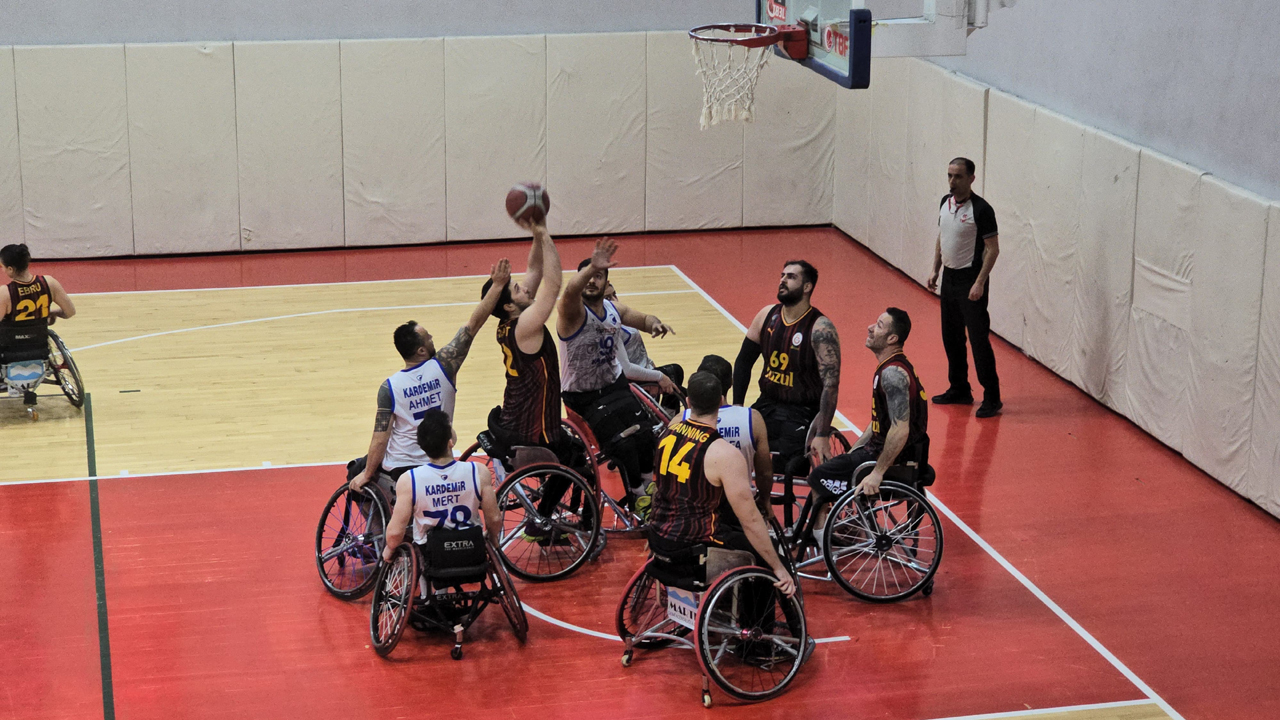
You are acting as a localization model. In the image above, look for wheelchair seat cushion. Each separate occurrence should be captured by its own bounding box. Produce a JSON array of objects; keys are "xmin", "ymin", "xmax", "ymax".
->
[
  {"xmin": 647, "ymin": 544, "xmax": 707, "ymax": 592},
  {"xmin": 423, "ymin": 526, "xmax": 489, "ymax": 583}
]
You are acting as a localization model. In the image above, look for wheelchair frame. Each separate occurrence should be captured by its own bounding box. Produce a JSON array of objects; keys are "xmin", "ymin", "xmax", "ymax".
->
[
  {"xmin": 0, "ymin": 328, "xmax": 85, "ymax": 421},
  {"xmin": 315, "ymin": 482, "xmax": 391, "ymax": 600}
]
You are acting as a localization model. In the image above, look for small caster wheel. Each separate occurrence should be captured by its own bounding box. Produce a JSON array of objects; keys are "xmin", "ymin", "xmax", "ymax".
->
[
  {"xmin": 701, "ymin": 691, "xmax": 712, "ymax": 708},
  {"xmin": 26, "ymin": 407, "xmax": 38, "ymax": 422},
  {"xmin": 620, "ymin": 651, "xmax": 632, "ymax": 668},
  {"xmin": 922, "ymin": 580, "xmax": 934, "ymax": 597},
  {"xmin": 451, "ymin": 646, "xmax": 463, "ymax": 660}
]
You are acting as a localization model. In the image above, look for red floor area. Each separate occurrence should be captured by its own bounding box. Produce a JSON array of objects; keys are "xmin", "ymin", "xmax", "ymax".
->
[{"xmin": 16, "ymin": 228, "xmax": 1280, "ymax": 719}]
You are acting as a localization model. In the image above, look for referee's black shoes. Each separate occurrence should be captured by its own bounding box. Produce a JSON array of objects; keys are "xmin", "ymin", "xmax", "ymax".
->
[
  {"xmin": 975, "ymin": 399, "xmax": 1003, "ymax": 418},
  {"xmin": 931, "ymin": 388, "xmax": 974, "ymax": 405}
]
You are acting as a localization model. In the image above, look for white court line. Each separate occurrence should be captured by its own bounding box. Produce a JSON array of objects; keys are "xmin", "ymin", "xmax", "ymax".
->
[
  {"xmin": 668, "ymin": 265, "xmax": 1183, "ymax": 720},
  {"xmin": 923, "ymin": 699, "xmax": 1158, "ymax": 720},
  {"xmin": 521, "ymin": 603, "xmax": 851, "ymax": 645}
]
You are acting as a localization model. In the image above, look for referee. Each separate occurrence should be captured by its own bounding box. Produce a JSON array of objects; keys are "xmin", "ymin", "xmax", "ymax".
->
[{"xmin": 926, "ymin": 157, "xmax": 1002, "ymax": 418}]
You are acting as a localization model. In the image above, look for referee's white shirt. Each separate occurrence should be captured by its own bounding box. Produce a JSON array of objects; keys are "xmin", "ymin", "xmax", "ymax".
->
[{"xmin": 938, "ymin": 193, "xmax": 998, "ymax": 270}]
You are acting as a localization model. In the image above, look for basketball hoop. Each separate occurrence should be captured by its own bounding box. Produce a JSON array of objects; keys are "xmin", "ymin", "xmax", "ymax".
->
[{"xmin": 688, "ymin": 23, "xmax": 780, "ymax": 130}]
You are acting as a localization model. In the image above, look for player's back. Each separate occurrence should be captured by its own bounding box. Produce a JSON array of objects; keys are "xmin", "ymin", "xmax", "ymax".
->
[
  {"xmin": 2, "ymin": 275, "xmax": 52, "ymax": 327},
  {"xmin": 408, "ymin": 460, "xmax": 483, "ymax": 544},
  {"xmin": 649, "ymin": 418, "xmax": 723, "ymax": 544},
  {"xmin": 383, "ymin": 358, "xmax": 457, "ymax": 469}
]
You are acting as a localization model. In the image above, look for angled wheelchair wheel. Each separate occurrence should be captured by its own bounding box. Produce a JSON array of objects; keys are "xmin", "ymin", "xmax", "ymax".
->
[
  {"xmin": 487, "ymin": 540, "xmax": 528, "ymax": 643},
  {"xmin": 823, "ymin": 480, "xmax": 942, "ymax": 602},
  {"xmin": 696, "ymin": 566, "xmax": 808, "ymax": 703},
  {"xmin": 370, "ymin": 543, "xmax": 418, "ymax": 657},
  {"xmin": 495, "ymin": 464, "xmax": 601, "ymax": 582},
  {"xmin": 559, "ymin": 419, "xmax": 600, "ymax": 482},
  {"xmin": 46, "ymin": 331, "xmax": 84, "ymax": 408},
  {"xmin": 616, "ymin": 564, "xmax": 688, "ymax": 650},
  {"xmin": 315, "ymin": 483, "xmax": 388, "ymax": 600}
]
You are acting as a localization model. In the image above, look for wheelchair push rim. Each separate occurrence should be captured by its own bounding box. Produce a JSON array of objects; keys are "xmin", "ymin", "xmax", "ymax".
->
[
  {"xmin": 47, "ymin": 330, "xmax": 85, "ymax": 408},
  {"xmin": 370, "ymin": 543, "xmax": 418, "ymax": 656},
  {"xmin": 487, "ymin": 540, "xmax": 528, "ymax": 642},
  {"xmin": 494, "ymin": 463, "xmax": 601, "ymax": 582},
  {"xmin": 823, "ymin": 480, "xmax": 943, "ymax": 602},
  {"xmin": 315, "ymin": 483, "xmax": 388, "ymax": 599},
  {"xmin": 695, "ymin": 566, "xmax": 808, "ymax": 702}
]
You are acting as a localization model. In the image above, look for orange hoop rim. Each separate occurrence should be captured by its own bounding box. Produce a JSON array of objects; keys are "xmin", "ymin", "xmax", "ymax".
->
[{"xmin": 688, "ymin": 23, "xmax": 780, "ymax": 49}]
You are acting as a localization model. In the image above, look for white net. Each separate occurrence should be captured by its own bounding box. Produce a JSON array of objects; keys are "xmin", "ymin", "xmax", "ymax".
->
[{"xmin": 690, "ymin": 29, "xmax": 774, "ymax": 130}]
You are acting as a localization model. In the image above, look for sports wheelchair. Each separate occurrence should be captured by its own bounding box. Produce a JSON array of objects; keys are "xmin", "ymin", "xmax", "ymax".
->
[
  {"xmin": 1, "ymin": 326, "xmax": 84, "ymax": 421},
  {"xmin": 616, "ymin": 522, "xmax": 809, "ymax": 707},
  {"xmin": 314, "ymin": 458, "xmax": 396, "ymax": 600},
  {"xmin": 773, "ymin": 433, "xmax": 944, "ymax": 602},
  {"xmin": 370, "ymin": 525, "xmax": 527, "ymax": 659}
]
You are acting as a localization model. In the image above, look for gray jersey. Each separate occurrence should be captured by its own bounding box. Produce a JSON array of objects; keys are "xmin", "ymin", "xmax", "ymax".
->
[
  {"xmin": 560, "ymin": 299, "xmax": 624, "ymax": 392},
  {"xmin": 620, "ymin": 326, "xmax": 654, "ymax": 370}
]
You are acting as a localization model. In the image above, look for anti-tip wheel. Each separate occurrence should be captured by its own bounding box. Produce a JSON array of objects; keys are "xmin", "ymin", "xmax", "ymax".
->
[
  {"xmin": 702, "ymin": 691, "xmax": 713, "ymax": 708},
  {"xmin": 621, "ymin": 650, "xmax": 632, "ymax": 668},
  {"xmin": 26, "ymin": 407, "xmax": 37, "ymax": 422},
  {"xmin": 451, "ymin": 646, "xmax": 463, "ymax": 661},
  {"xmin": 923, "ymin": 579, "xmax": 935, "ymax": 597}
]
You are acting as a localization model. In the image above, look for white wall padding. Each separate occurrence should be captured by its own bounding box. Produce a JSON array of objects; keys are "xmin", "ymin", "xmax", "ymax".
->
[
  {"xmin": 645, "ymin": 31, "xmax": 742, "ymax": 231},
  {"xmin": 1247, "ymin": 204, "xmax": 1280, "ymax": 516},
  {"xmin": 546, "ymin": 32, "xmax": 646, "ymax": 236},
  {"xmin": 865, "ymin": 58, "xmax": 911, "ymax": 268},
  {"xmin": 833, "ymin": 78, "xmax": 872, "ymax": 243},
  {"xmin": 743, "ymin": 55, "xmax": 835, "ymax": 228},
  {"xmin": 13, "ymin": 45, "xmax": 133, "ymax": 258},
  {"xmin": 445, "ymin": 35, "xmax": 547, "ymax": 242},
  {"xmin": 1179, "ymin": 176, "xmax": 1268, "ymax": 486},
  {"xmin": 125, "ymin": 43, "xmax": 240, "ymax": 255},
  {"xmin": 1071, "ymin": 129, "xmax": 1139, "ymax": 415},
  {"xmin": 234, "ymin": 41, "xmax": 344, "ymax": 251},
  {"xmin": 0, "ymin": 48, "xmax": 22, "ymax": 247},
  {"xmin": 340, "ymin": 39, "xmax": 446, "ymax": 247},
  {"xmin": 903, "ymin": 61, "xmax": 987, "ymax": 286},
  {"xmin": 980, "ymin": 89, "xmax": 1036, "ymax": 349}
]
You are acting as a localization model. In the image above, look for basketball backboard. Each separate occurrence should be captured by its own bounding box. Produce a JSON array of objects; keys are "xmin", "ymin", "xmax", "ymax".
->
[{"xmin": 756, "ymin": 0, "xmax": 979, "ymax": 89}]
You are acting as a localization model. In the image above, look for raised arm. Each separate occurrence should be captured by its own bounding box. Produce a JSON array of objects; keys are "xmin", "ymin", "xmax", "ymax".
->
[
  {"xmin": 708, "ymin": 442, "xmax": 795, "ymax": 597},
  {"xmin": 350, "ymin": 382, "xmax": 394, "ymax": 491},
  {"xmin": 436, "ymin": 259, "xmax": 511, "ymax": 383},
  {"xmin": 855, "ymin": 365, "xmax": 911, "ymax": 496},
  {"xmin": 732, "ymin": 305, "xmax": 772, "ymax": 405},
  {"xmin": 556, "ymin": 238, "xmax": 616, "ymax": 339},
  {"xmin": 46, "ymin": 276, "xmax": 76, "ymax": 320},
  {"xmin": 522, "ymin": 225, "xmax": 545, "ymax": 298},
  {"xmin": 516, "ymin": 224, "xmax": 562, "ymax": 352},
  {"xmin": 615, "ymin": 301, "xmax": 673, "ymax": 338},
  {"xmin": 381, "ymin": 474, "xmax": 415, "ymax": 562},
  {"xmin": 805, "ymin": 316, "xmax": 841, "ymax": 463}
]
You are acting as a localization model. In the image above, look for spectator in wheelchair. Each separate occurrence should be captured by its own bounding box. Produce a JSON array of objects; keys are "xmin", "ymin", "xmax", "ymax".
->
[
  {"xmin": 685, "ymin": 354, "xmax": 773, "ymax": 519},
  {"xmin": 648, "ymin": 371, "xmax": 796, "ymax": 597},
  {"xmin": 808, "ymin": 308, "xmax": 929, "ymax": 545},
  {"xmin": 1, "ymin": 242, "xmax": 76, "ymax": 337},
  {"xmin": 349, "ymin": 260, "xmax": 511, "ymax": 497},
  {"xmin": 604, "ymin": 281, "xmax": 684, "ymax": 414},
  {"xmin": 382, "ymin": 408, "xmax": 502, "ymax": 563}
]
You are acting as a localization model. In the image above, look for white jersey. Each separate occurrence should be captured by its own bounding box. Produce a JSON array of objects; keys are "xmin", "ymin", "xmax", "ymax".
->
[
  {"xmin": 409, "ymin": 460, "xmax": 482, "ymax": 544},
  {"xmin": 620, "ymin": 326, "xmax": 654, "ymax": 370},
  {"xmin": 684, "ymin": 405, "xmax": 755, "ymax": 474},
  {"xmin": 383, "ymin": 358, "xmax": 457, "ymax": 470},
  {"xmin": 560, "ymin": 299, "xmax": 625, "ymax": 393}
]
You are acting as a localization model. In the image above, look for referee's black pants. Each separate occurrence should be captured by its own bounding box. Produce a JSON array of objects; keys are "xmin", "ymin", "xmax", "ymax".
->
[{"xmin": 940, "ymin": 267, "xmax": 1000, "ymax": 403}]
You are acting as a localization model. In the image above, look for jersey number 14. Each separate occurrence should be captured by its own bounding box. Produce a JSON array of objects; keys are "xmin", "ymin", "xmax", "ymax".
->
[{"xmin": 657, "ymin": 435, "xmax": 694, "ymax": 484}]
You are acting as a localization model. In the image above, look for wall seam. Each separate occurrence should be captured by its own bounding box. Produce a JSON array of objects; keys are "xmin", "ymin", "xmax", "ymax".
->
[
  {"xmin": 231, "ymin": 43, "xmax": 243, "ymax": 252},
  {"xmin": 643, "ymin": 32, "xmax": 650, "ymax": 232},
  {"xmin": 122, "ymin": 44, "xmax": 137, "ymax": 254},
  {"xmin": 11, "ymin": 48, "xmax": 26, "ymax": 247},
  {"xmin": 1243, "ymin": 206, "xmax": 1271, "ymax": 485},
  {"xmin": 441, "ymin": 38, "xmax": 450, "ymax": 242},
  {"xmin": 337, "ymin": 41, "xmax": 347, "ymax": 247}
]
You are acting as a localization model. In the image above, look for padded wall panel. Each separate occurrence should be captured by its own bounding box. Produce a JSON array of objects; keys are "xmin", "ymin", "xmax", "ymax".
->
[
  {"xmin": 744, "ymin": 55, "xmax": 835, "ymax": 227},
  {"xmin": 234, "ymin": 41, "xmax": 344, "ymax": 250},
  {"xmin": 13, "ymin": 45, "xmax": 133, "ymax": 258},
  {"xmin": 904, "ymin": 61, "xmax": 987, "ymax": 285},
  {"xmin": 1248, "ymin": 204, "xmax": 1280, "ymax": 516},
  {"xmin": 980, "ymin": 90, "xmax": 1036, "ymax": 349},
  {"xmin": 833, "ymin": 79, "xmax": 872, "ymax": 243},
  {"xmin": 341, "ymin": 38, "xmax": 446, "ymax": 247},
  {"xmin": 1072, "ymin": 129, "xmax": 1139, "ymax": 415},
  {"xmin": 445, "ymin": 35, "xmax": 546, "ymax": 241},
  {"xmin": 645, "ymin": 31, "xmax": 742, "ymax": 231},
  {"xmin": 126, "ymin": 42, "xmax": 240, "ymax": 254},
  {"xmin": 865, "ymin": 58, "xmax": 911, "ymax": 267},
  {"xmin": 1180, "ymin": 176, "xmax": 1268, "ymax": 486},
  {"xmin": 546, "ymin": 32, "xmax": 646, "ymax": 236},
  {"xmin": 0, "ymin": 48, "xmax": 22, "ymax": 247},
  {"xmin": 1124, "ymin": 150, "xmax": 1200, "ymax": 450},
  {"xmin": 1020, "ymin": 107, "xmax": 1085, "ymax": 374}
]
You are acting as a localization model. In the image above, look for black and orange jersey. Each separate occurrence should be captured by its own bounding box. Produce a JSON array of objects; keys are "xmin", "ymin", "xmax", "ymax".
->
[
  {"xmin": 649, "ymin": 419, "xmax": 723, "ymax": 544},
  {"xmin": 496, "ymin": 319, "xmax": 563, "ymax": 444},
  {"xmin": 868, "ymin": 352, "xmax": 928, "ymax": 453},
  {"xmin": 2, "ymin": 276, "xmax": 52, "ymax": 327},
  {"xmin": 757, "ymin": 303, "xmax": 825, "ymax": 407}
]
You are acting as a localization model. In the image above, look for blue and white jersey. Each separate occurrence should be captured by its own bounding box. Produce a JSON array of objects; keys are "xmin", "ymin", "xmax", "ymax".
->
[
  {"xmin": 560, "ymin": 299, "xmax": 625, "ymax": 393},
  {"xmin": 683, "ymin": 405, "xmax": 755, "ymax": 475},
  {"xmin": 620, "ymin": 326, "xmax": 654, "ymax": 370},
  {"xmin": 383, "ymin": 358, "xmax": 457, "ymax": 470},
  {"xmin": 409, "ymin": 460, "xmax": 482, "ymax": 544}
]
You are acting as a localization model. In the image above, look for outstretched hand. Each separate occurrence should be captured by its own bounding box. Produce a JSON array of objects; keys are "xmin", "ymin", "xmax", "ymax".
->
[
  {"xmin": 591, "ymin": 238, "xmax": 618, "ymax": 272},
  {"xmin": 649, "ymin": 319, "xmax": 673, "ymax": 338},
  {"xmin": 490, "ymin": 258, "xmax": 511, "ymax": 287}
]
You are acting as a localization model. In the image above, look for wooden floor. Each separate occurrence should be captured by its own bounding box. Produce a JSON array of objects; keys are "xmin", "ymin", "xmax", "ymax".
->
[{"xmin": 6, "ymin": 228, "xmax": 1279, "ymax": 719}]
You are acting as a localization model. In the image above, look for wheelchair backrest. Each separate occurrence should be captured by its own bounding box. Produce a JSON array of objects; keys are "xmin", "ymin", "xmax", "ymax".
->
[
  {"xmin": 424, "ymin": 525, "xmax": 488, "ymax": 582},
  {"xmin": 0, "ymin": 324, "xmax": 50, "ymax": 365}
]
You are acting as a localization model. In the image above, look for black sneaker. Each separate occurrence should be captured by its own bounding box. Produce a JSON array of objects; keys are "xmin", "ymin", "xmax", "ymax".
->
[
  {"xmin": 975, "ymin": 400, "xmax": 1003, "ymax": 418},
  {"xmin": 931, "ymin": 389, "xmax": 974, "ymax": 405}
]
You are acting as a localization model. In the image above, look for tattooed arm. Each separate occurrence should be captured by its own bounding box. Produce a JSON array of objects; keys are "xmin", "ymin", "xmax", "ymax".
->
[
  {"xmin": 854, "ymin": 366, "xmax": 911, "ymax": 496},
  {"xmin": 437, "ymin": 260, "xmax": 511, "ymax": 384},
  {"xmin": 350, "ymin": 381, "xmax": 394, "ymax": 490},
  {"xmin": 806, "ymin": 316, "xmax": 842, "ymax": 463}
]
